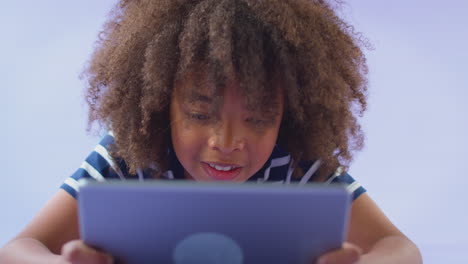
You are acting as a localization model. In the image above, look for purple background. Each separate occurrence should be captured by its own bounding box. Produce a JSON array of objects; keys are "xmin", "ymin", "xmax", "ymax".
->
[{"xmin": 2, "ymin": 1, "xmax": 467, "ymax": 262}]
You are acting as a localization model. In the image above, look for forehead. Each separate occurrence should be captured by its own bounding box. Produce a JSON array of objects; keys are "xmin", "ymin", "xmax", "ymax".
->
[{"xmin": 174, "ymin": 72, "xmax": 284, "ymax": 113}]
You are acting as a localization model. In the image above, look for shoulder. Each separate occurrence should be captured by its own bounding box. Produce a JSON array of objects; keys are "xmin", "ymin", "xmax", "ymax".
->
[
  {"xmin": 60, "ymin": 132, "xmax": 132, "ymax": 199},
  {"xmin": 323, "ymin": 167, "xmax": 367, "ymax": 201},
  {"xmin": 254, "ymin": 144, "xmax": 366, "ymax": 200}
]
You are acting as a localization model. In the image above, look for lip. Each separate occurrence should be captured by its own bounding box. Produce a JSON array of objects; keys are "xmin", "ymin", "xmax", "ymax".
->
[
  {"xmin": 202, "ymin": 162, "xmax": 242, "ymax": 181},
  {"xmin": 205, "ymin": 161, "xmax": 242, "ymax": 167}
]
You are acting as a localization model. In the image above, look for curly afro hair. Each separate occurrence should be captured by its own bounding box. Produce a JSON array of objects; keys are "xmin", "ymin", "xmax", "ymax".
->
[{"xmin": 83, "ymin": 0, "xmax": 368, "ymax": 180}]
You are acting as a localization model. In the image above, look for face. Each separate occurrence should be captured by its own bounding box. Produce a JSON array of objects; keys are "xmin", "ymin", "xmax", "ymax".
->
[{"xmin": 170, "ymin": 76, "xmax": 284, "ymax": 182}]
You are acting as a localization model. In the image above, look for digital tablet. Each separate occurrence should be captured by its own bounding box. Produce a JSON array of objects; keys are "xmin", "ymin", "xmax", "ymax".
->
[{"xmin": 78, "ymin": 180, "xmax": 351, "ymax": 264}]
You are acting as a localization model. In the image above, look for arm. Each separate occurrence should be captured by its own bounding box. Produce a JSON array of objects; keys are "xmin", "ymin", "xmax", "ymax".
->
[
  {"xmin": 0, "ymin": 237, "xmax": 65, "ymax": 264},
  {"xmin": 349, "ymin": 193, "xmax": 422, "ymax": 263},
  {"xmin": 0, "ymin": 190, "xmax": 78, "ymax": 263},
  {"xmin": 0, "ymin": 189, "xmax": 112, "ymax": 264},
  {"xmin": 318, "ymin": 193, "xmax": 422, "ymax": 264},
  {"xmin": 359, "ymin": 235, "xmax": 422, "ymax": 263}
]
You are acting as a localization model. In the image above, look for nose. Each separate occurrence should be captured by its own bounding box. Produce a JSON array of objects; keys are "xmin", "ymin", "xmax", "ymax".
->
[{"xmin": 208, "ymin": 121, "xmax": 245, "ymax": 154}]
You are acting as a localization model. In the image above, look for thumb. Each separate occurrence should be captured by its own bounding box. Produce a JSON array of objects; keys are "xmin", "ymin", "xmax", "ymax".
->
[
  {"xmin": 317, "ymin": 242, "xmax": 362, "ymax": 264},
  {"xmin": 61, "ymin": 240, "xmax": 113, "ymax": 264}
]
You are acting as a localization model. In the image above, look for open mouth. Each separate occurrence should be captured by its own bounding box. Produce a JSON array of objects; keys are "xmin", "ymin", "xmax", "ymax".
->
[{"xmin": 202, "ymin": 162, "xmax": 242, "ymax": 181}]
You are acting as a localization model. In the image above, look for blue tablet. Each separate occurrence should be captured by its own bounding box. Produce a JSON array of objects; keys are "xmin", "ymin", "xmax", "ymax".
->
[{"xmin": 78, "ymin": 180, "xmax": 351, "ymax": 264}]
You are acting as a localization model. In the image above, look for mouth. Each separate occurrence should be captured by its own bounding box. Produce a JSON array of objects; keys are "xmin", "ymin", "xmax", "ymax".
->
[{"xmin": 201, "ymin": 162, "xmax": 243, "ymax": 181}]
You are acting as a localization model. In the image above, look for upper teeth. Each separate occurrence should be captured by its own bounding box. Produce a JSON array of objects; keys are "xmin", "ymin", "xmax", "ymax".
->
[{"xmin": 208, "ymin": 163, "xmax": 237, "ymax": 171}]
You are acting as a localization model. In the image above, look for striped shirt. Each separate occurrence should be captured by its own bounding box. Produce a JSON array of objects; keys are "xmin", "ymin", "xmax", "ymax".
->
[{"xmin": 61, "ymin": 133, "xmax": 366, "ymax": 200}]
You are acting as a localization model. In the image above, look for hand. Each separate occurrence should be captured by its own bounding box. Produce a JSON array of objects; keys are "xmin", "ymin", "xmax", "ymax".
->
[
  {"xmin": 61, "ymin": 240, "xmax": 113, "ymax": 264},
  {"xmin": 315, "ymin": 242, "xmax": 363, "ymax": 264}
]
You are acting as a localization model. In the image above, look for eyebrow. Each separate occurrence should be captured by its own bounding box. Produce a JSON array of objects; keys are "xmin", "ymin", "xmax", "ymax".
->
[{"xmin": 187, "ymin": 92, "xmax": 213, "ymax": 104}]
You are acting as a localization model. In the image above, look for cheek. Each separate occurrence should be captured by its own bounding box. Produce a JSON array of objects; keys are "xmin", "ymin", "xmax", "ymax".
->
[
  {"xmin": 247, "ymin": 128, "xmax": 281, "ymax": 169},
  {"xmin": 171, "ymin": 121, "xmax": 205, "ymax": 175},
  {"xmin": 172, "ymin": 121, "xmax": 200, "ymax": 148}
]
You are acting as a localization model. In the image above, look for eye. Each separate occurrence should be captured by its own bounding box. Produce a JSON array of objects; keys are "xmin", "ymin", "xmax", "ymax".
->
[
  {"xmin": 246, "ymin": 117, "xmax": 268, "ymax": 126},
  {"xmin": 188, "ymin": 113, "xmax": 210, "ymax": 121}
]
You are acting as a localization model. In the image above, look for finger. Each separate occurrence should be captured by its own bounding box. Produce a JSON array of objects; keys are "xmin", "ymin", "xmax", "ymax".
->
[
  {"xmin": 61, "ymin": 240, "xmax": 113, "ymax": 264},
  {"xmin": 316, "ymin": 242, "xmax": 362, "ymax": 264}
]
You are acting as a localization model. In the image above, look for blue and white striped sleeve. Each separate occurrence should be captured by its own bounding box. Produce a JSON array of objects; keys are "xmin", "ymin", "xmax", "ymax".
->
[
  {"xmin": 60, "ymin": 133, "xmax": 126, "ymax": 199},
  {"xmin": 292, "ymin": 159, "xmax": 366, "ymax": 201},
  {"xmin": 325, "ymin": 167, "xmax": 366, "ymax": 201}
]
